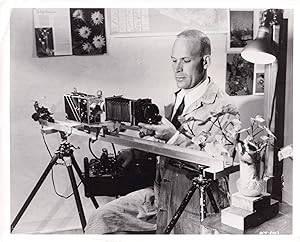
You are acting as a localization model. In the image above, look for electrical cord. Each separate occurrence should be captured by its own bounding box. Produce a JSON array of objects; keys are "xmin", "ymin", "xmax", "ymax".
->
[
  {"xmin": 89, "ymin": 138, "xmax": 118, "ymax": 160},
  {"xmin": 88, "ymin": 138, "xmax": 101, "ymax": 160},
  {"xmin": 41, "ymin": 130, "xmax": 82, "ymax": 199},
  {"xmin": 111, "ymin": 143, "xmax": 117, "ymax": 159},
  {"xmin": 41, "ymin": 128, "xmax": 53, "ymax": 159}
]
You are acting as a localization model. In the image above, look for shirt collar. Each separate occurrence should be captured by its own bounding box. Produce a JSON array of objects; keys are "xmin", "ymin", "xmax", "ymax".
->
[{"xmin": 174, "ymin": 77, "xmax": 210, "ymax": 113}]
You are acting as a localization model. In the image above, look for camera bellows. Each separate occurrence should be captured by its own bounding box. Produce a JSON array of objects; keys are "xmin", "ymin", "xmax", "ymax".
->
[{"xmin": 105, "ymin": 96, "xmax": 161, "ymax": 126}]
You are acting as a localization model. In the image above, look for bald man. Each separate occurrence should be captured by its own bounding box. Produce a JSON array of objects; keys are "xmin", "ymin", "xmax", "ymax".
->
[{"xmin": 86, "ymin": 29, "xmax": 237, "ymax": 234}]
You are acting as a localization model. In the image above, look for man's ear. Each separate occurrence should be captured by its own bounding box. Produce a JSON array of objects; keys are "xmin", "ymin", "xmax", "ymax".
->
[{"xmin": 203, "ymin": 55, "xmax": 211, "ymax": 69}]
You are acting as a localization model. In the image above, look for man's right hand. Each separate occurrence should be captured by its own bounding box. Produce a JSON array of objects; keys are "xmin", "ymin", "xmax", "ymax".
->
[{"xmin": 138, "ymin": 117, "xmax": 177, "ymax": 142}]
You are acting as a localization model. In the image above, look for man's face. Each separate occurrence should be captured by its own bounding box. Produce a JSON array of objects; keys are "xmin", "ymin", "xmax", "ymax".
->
[{"xmin": 171, "ymin": 37, "xmax": 205, "ymax": 89}]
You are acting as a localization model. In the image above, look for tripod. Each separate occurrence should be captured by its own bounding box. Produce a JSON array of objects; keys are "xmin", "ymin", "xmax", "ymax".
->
[
  {"xmin": 163, "ymin": 163, "xmax": 219, "ymax": 234},
  {"xmin": 11, "ymin": 133, "xmax": 99, "ymax": 233}
]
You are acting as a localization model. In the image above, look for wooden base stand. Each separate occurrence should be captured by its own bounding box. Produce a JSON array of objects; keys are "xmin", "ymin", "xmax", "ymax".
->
[{"xmin": 221, "ymin": 192, "xmax": 279, "ymax": 231}]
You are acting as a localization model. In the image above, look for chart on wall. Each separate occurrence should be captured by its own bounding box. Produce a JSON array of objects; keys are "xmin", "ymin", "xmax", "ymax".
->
[
  {"xmin": 109, "ymin": 8, "xmax": 228, "ymax": 36},
  {"xmin": 33, "ymin": 8, "xmax": 107, "ymax": 57}
]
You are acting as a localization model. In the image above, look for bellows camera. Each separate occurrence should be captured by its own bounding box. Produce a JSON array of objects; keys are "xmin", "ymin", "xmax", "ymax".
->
[
  {"xmin": 64, "ymin": 89, "xmax": 104, "ymax": 124},
  {"xmin": 64, "ymin": 89, "xmax": 161, "ymax": 127},
  {"xmin": 105, "ymin": 96, "xmax": 162, "ymax": 126}
]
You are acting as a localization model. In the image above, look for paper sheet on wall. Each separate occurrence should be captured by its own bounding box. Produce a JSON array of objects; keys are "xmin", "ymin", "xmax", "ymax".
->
[
  {"xmin": 110, "ymin": 9, "xmax": 150, "ymax": 33},
  {"xmin": 109, "ymin": 8, "xmax": 228, "ymax": 36},
  {"xmin": 33, "ymin": 8, "xmax": 72, "ymax": 57}
]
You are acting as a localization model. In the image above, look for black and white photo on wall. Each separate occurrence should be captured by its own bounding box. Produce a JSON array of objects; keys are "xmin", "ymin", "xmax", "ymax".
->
[
  {"xmin": 226, "ymin": 53, "xmax": 254, "ymax": 96},
  {"xmin": 33, "ymin": 8, "xmax": 107, "ymax": 57},
  {"xmin": 34, "ymin": 28, "xmax": 55, "ymax": 57},
  {"xmin": 70, "ymin": 8, "xmax": 107, "ymax": 55},
  {"xmin": 253, "ymin": 64, "xmax": 265, "ymax": 94},
  {"xmin": 254, "ymin": 73, "xmax": 265, "ymax": 94},
  {"xmin": 228, "ymin": 10, "xmax": 254, "ymax": 51}
]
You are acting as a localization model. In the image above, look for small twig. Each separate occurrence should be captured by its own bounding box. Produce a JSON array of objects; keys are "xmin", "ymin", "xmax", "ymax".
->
[
  {"xmin": 252, "ymin": 124, "xmax": 259, "ymax": 134},
  {"xmin": 251, "ymin": 122, "xmax": 254, "ymax": 136},
  {"xmin": 252, "ymin": 128, "xmax": 264, "ymax": 138},
  {"xmin": 186, "ymin": 121, "xmax": 195, "ymax": 136},
  {"xmin": 223, "ymin": 119, "xmax": 233, "ymax": 130},
  {"xmin": 208, "ymin": 118, "xmax": 221, "ymax": 130},
  {"xmin": 217, "ymin": 118, "xmax": 234, "ymax": 145},
  {"xmin": 191, "ymin": 118, "xmax": 195, "ymax": 131}
]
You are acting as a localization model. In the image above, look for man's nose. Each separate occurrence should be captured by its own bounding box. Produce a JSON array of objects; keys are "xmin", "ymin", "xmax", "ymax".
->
[{"xmin": 175, "ymin": 60, "xmax": 183, "ymax": 73}]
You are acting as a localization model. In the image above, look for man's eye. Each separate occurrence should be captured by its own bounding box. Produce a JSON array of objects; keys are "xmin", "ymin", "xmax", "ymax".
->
[
  {"xmin": 183, "ymin": 59, "xmax": 191, "ymax": 63},
  {"xmin": 171, "ymin": 59, "xmax": 177, "ymax": 63}
]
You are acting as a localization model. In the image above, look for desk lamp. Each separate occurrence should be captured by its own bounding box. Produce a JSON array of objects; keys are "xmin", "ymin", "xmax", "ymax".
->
[{"xmin": 241, "ymin": 9, "xmax": 282, "ymax": 64}]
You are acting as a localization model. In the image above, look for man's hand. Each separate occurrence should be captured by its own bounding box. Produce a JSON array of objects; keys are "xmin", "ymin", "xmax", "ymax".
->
[{"xmin": 138, "ymin": 117, "xmax": 177, "ymax": 142}]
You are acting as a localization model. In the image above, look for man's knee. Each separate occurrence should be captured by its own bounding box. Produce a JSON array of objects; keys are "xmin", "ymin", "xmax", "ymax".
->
[{"xmin": 86, "ymin": 204, "xmax": 118, "ymax": 234}]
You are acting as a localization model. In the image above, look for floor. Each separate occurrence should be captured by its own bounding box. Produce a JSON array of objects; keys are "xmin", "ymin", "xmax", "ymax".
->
[
  {"xmin": 43, "ymin": 203, "xmax": 292, "ymax": 235},
  {"xmin": 43, "ymin": 229, "xmax": 83, "ymax": 234}
]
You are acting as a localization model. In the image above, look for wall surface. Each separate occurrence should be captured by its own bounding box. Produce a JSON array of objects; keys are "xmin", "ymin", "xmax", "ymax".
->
[{"xmin": 10, "ymin": 8, "xmax": 267, "ymax": 233}]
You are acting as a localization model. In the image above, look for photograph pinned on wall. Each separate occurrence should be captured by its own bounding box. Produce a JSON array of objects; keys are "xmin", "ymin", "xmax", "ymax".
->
[
  {"xmin": 228, "ymin": 10, "xmax": 254, "ymax": 51},
  {"xmin": 70, "ymin": 8, "xmax": 107, "ymax": 55},
  {"xmin": 226, "ymin": 53, "xmax": 254, "ymax": 96},
  {"xmin": 253, "ymin": 64, "xmax": 265, "ymax": 94},
  {"xmin": 33, "ymin": 8, "xmax": 73, "ymax": 57},
  {"xmin": 35, "ymin": 28, "xmax": 54, "ymax": 57}
]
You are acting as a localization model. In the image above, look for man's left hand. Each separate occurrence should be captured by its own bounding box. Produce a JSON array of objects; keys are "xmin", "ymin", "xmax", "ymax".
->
[{"xmin": 138, "ymin": 117, "xmax": 177, "ymax": 142}]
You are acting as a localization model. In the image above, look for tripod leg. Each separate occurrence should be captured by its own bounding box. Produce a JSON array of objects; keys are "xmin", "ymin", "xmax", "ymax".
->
[
  {"xmin": 11, "ymin": 154, "xmax": 59, "ymax": 233},
  {"xmin": 70, "ymin": 155, "xmax": 99, "ymax": 209},
  {"xmin": 163, "ymin": 183, "xmax": 198, "ymax": 234},
  {"xmin": 199, "ymin": 185, "xmax": 207, "ymax": 222},
  {"xmin": 65, "ymin": 158, "xmax": 87, "ymax": 232},
  {"xmin": 206, "ymin": 187, "xmax": 219, "ymax": 214}
]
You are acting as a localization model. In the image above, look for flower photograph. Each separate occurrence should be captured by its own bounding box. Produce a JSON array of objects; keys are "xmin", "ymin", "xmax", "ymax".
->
[
  {"xmin": 34, "ymin": 28, "xmax": 54, "ymax": 57},
  {"xmin": 226, "ymin": 53, "xmax": 254, "ymax": 96},
  {"xmin": 70, "ymin": 8, "xmax": 107, "ymax": 55}
]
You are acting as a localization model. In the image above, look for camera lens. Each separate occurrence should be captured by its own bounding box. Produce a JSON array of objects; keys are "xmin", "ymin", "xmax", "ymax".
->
[{"xmin": 144, "ymin": 104, "xmax": 161, "ymax": 124}]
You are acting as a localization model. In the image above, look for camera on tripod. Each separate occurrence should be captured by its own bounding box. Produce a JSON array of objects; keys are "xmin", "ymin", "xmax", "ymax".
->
[
  {"xmin": 105, "ymin": 96, "xmax": 162, "ymax": 126},
  {"xmin": 64, "ymin": 89, "xmax": 104, "ymax": 125}
]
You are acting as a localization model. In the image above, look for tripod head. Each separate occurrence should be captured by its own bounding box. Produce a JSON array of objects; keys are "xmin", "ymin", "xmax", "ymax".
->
[
  {"xmin": 54, "ymin": 132, "xmax": 80, "ymax": 159},
  {"xmin": 55, "ymin": 140, "xmax": 76, "ymax": 158},
  {"xmin": 170, "ymin": 160, "xmax": 209, "ymax": 175},
  {"xmin": 169, "ymin": 160, "xmax": 212, "ymax": 187}
]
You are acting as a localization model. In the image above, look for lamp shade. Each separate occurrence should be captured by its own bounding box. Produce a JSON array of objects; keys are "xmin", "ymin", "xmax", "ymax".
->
[{"xmin": 241, "ymin": 26, "xmax": 276, "ymax": 64}]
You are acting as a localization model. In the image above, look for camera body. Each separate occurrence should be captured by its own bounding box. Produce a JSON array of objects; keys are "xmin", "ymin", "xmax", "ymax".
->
[
  {"xmin": 105, "ymin": 96, "xmax": 161, "ymax": 126},
  {"xmin": 64, "ymin": 89, "xmax": 104, "ymax": 125}
]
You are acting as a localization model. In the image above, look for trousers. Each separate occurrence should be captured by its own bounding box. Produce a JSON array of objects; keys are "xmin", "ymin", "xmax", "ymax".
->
[{"xmin": 85, "ymin": 187, "xmax": 157, "ymax": 234}]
